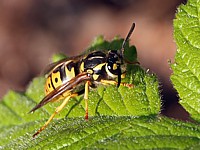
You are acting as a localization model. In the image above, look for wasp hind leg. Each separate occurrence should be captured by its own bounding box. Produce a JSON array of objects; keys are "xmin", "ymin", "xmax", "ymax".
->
[
  {"xmin": 100, "ymin": 79, "xmax": 133, "ymax": 88},
  {"xmin": 33, "ymin": 93, "xmax": 78, "ymax": 138}
]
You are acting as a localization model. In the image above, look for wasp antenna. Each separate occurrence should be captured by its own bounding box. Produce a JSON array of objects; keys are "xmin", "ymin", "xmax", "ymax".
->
[{"xmin": 120, "ymin": 22, "xmax": 135, "ymax": 56}]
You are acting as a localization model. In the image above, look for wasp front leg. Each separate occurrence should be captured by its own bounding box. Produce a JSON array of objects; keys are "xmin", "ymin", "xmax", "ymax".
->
[
  {"xmin": 33, "ymin": 93, "xmax": 77, "ymax": 138},
  {"xmin": 100, "ymin": 79, "xmax": 133, "ymax": 88}
]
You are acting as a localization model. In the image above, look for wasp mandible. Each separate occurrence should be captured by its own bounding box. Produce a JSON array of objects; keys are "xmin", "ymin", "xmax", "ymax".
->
[{"xmin": 30, "ymin": 23, "xmax": 136, "ymax": 138}]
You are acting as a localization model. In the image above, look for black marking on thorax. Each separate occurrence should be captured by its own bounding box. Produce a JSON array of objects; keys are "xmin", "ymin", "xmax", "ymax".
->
[{"xmin": 83, "ymin": 51, "xmax": 107, "ymax": 69}]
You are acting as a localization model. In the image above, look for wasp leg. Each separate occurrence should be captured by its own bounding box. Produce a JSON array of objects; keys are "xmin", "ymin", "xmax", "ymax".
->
[
  {"xmin": 33, "ymin": 93, "xmax": 78, "ymax": 138},
  {"xmin": 51, "ymin": 90, "xmax": 71, "ymax": 103},
  {"xmin": 84, "ymin": 81, "xmax": 90, "ymax": 120},
  {"xmin": 100, "ymin": 79, "xmax": 133, "ymax": 88},
  {"xmin": 121, "ymin": 73, "xmax": 126, "ymax": 79}
]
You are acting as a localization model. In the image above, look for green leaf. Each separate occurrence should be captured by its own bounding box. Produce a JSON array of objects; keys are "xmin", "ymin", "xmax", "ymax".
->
[
  {"xmin": 0, "ymin": 116, "xmax": 200, "ymax": 149},
  {"xmin": 171, "ymin": 0, "xmax": 200, "ymax": 122},
  {"xmin": 0, "ymin": 31, "xmax": 199, "ymax": 149},
  {"xmin": 52, "ymin": 53, "xmax": 67, "ymax": 62},
  {"xmin": 0, "ymin": 91, "xmax": 48, "ymax": 127}
]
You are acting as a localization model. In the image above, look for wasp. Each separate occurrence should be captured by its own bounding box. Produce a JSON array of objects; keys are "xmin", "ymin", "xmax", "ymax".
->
[{"xmin": 30, "ymin": 23, "xmax": 136, "ymax": 138}]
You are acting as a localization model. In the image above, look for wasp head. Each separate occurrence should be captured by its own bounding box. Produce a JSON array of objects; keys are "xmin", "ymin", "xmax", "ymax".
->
[{"xmin": 105, "ymin": 23, "xmax": 135, "ymax": 86}]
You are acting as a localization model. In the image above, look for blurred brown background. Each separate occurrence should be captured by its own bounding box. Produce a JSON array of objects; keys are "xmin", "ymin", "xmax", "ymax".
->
[{"xmin": 0, "ymin": 0, "xmax": 189, "ymax": 120}]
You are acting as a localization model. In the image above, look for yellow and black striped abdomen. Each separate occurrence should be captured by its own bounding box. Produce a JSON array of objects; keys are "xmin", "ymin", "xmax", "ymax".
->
[{"xmin": 45, "ymin": 60, "xmax": 77, "ymax": 95}]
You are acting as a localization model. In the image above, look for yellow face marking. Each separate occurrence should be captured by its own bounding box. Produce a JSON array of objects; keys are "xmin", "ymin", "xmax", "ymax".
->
[
  {"xmin": 93, "ymin": 74, "xmax": 99, "ymax": 80},
  {"xmin": 113, "ymin": 63, "xmax": 117, "ymax": 70},
  {"xmin": 80, "ymin": 62, "xmax": 85, "ymax": 72},
  {"xmin": 105, "ymin": 63, "xmax": 118, "ymax": 78}
]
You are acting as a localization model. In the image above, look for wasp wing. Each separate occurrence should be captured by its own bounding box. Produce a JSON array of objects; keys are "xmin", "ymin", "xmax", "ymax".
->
[
  {"xmin": 42, "ymin": 54, "xmax": 85, "ymax": 76},
  {"xmin": 29, "ymin": 73, "xmax": 91, "ymax": 113}
]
